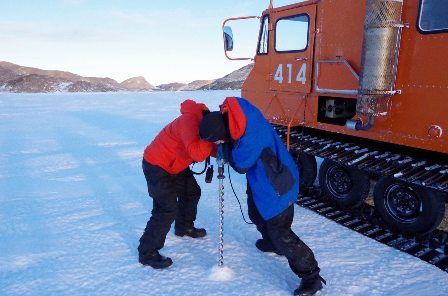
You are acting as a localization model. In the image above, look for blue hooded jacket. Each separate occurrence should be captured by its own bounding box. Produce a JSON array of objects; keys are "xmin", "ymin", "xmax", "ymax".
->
[{"xmin": 223, "ymin": 97, "xmax": 300, "ymax": 220}]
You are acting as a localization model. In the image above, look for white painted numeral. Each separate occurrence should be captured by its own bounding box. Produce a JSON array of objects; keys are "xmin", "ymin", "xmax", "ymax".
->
[
  {"xmin": 274, "ymin": 63, "xmax": 307, "ymax": 85},
  {"xmin": 286, "ymin": 64, "xmax": 292, "ymax": 84},
  {"xmin": 296, "ymin": 63, "xmax": 306, "ymax": 85},
  {"xmin": 274, "ymin": 64, "xmax": 283, "ymax": 83}
]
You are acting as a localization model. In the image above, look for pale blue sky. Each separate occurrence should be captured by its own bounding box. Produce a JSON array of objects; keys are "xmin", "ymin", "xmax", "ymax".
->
[{"xmin": 0, "ymin": 0, "xmax": 300, "ymax": 85}]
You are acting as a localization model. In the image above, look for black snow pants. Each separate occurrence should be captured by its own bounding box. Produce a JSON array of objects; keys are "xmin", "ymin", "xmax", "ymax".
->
[
  {"xmin": 247, "ymin": 184, "xmax": 320, "ymax": 279},
  {"xmin": 138, "ymin": 158, "xmax": 201, "ymax": 254}
]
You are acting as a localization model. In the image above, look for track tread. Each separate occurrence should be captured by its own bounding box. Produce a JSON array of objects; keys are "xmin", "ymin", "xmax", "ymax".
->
[
  {"xmin": 297, "ymin": 194, "xmax": 448, "ymax": 273},
  {"xmin": 276, "ymin": 126, "xmax": 448, "ymax": 194}
]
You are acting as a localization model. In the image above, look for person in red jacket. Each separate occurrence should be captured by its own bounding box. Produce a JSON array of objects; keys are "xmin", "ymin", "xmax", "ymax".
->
[{"xmin": 138, "ymin": 99, "xmax": 217, "ymax": 269}]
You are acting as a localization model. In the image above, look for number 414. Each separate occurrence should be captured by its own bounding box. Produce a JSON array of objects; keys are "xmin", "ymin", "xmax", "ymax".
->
[{"xmin": 274, "ymin": 63, "xmax": 306, "ymax": 84}]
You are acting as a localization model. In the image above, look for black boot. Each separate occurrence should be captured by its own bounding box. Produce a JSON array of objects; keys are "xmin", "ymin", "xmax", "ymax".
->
[
  {"xmin": 174, "ymin": 226, "xmax": 207, "ymax": 238},
  {"xmin": 255, "ymin": 239, "xmax": 282, "ymax": 255},
  {"xmin": 294, "ymin": 274, "xmax": 326, "ymax": 296},
  {"xmin": 139, "ymin": 250, "xmax": 173, "ymax": 269}
]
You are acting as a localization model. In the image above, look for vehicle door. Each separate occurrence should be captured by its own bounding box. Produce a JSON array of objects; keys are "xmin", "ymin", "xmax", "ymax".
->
[{"xmin": 269, "ymin": 4, "xmax": 317, "ymax": 93}]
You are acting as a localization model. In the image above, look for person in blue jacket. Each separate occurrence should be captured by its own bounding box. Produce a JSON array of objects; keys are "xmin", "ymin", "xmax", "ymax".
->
[{"xmin": 199, "ymin": 97, "xmax": 325, "ymax": 296}]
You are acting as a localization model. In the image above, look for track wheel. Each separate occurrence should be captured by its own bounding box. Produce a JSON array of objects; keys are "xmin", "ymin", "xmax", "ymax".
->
[
  {"xmin": 319, "ymin": 159, "xmax": 370, "ymax": 208},
  {"xmin": 295, "ymin": 152, "xmax": 317, "ymax": 188},
  {"xmin": 373, "ymin": 176, "xmax": 445, "ymax": 234}
]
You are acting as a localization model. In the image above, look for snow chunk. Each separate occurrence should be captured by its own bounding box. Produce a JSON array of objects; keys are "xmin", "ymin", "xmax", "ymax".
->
[{"xmin": 208, "ymin": 265, "xmax": 235, "ymax": 281}]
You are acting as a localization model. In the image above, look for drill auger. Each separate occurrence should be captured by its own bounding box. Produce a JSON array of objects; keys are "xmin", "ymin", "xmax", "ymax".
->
[{"xmin": 216, "ymin": 144, "xmax": 225, "ymax": 267}]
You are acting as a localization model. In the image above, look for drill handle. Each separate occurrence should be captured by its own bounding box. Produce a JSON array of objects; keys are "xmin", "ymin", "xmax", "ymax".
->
[
  {"xmin": 216, "ymin": 144, "xmax": 224, "ymax": 164},
  {"xmin": 216, "ymin": 144, "xmax": 225, "ymax": 179}
]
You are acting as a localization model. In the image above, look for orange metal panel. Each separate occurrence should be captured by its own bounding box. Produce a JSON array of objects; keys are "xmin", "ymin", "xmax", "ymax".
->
[
  {"xmin": 315, "ymin": 60, "xmax": 359, "ymax": 95},
  {"xmin": 314, "ymin": 0, "xmax": 366, "ymax": 74}
]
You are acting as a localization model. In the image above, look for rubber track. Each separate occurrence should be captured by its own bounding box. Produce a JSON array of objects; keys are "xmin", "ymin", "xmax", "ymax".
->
[
  {"xmin": 297, "ymin": 192, "xmax": 448, "ymax": 273},
  {"xmin": 274, "ymin": 125, "xmax": 448, "ymax": 272},
  {"xmin": 274, "ymin": 126, "xmax": 448, "ymax": 194}
]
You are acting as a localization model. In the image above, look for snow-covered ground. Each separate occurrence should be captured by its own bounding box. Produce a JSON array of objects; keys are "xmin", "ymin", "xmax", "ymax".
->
[{"xmin": 0, "ymin": 91, "xmax": 447, "ymax": 296}]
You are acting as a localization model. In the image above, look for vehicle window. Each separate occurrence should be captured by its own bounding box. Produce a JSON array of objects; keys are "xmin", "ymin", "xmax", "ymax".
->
[
  {"xmin": 275, "ymin": 14, "xmax": 309, "ymax": 52},
  {"xmin": 258, "ymin": 15, "xmax": 269, "ymax": 54},
  {"xmin": 418, "ymin": 0, "xmax": 448, "ymax": 33}
]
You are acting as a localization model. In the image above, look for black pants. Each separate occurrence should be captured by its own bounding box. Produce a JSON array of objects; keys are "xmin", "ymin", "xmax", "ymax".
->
[
  {"xmin": 247, "ymin": 184, "xmax": 319, "ymax": 279},
  {"xmin": 138, "ymin": 159, "xmax": 201, "ymax": 254}
]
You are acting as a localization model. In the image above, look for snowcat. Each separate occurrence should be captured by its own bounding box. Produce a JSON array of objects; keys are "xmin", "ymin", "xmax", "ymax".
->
[{"xmin": 222, "ymin": 0, "xmax": 448, "ymax": 236}]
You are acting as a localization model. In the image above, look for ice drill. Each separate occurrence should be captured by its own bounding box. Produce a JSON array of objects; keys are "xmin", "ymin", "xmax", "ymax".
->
[{"xmin": 216, "ymin": 144, "xmax": 225, "ymax": 267}]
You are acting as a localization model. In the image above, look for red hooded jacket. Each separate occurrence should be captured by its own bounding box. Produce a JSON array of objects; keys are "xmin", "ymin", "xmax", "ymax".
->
[{"xmin": 144, "ymin": 100, "xmax": 215, "ymax": 174}]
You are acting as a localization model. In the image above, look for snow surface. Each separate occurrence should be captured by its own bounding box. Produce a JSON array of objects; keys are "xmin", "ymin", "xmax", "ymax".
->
[{"xmin": 0, "ymin": 91, "xmax": 447, "ymax": 296}]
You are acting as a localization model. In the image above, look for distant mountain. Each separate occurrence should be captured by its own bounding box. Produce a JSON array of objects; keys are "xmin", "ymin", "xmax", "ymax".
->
[
  {"xmin": 120, "ymin": 76, "xmax": 155, "ymax": 91},
  {"xmin": 182, "ymin": 80, "xmax": 214, "ymax": 91},
  {"xmin": 156, "ymin": 82, "xmax": 187, "ymax": 91},
  {"xmin": 0, "ymin": 61, "xmax": 253, "ymax": 93},
  {"xmin": 156, "ymin": 80, "xmax": 215, "ymax": 91},
  {"xmin": 0, "ymin": 61, "xmax": 125, "ymax": 93},
  {"xmin": 201, "ymin": 64, "xmax": 254, "ymax": 90},
  {"xmin": 0, "ymin": 61, "xmax": 81, "ymax": 81},
  {"xmin": 153, "ymin": 64, "xmax": 253, "ymax": 92},
  {"xmin": 5, "ymin": 74, "xmax": 69, "ymax": 93}
]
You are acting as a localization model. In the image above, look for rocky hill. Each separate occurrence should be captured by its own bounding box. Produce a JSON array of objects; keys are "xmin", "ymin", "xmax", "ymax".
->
[
  {"xmin": 181, "ymin": 80, "xmax": 214, "ymax": 91},
  {"xmin": 0, "ymin": 61, "xmax": 127, "ymax": 93},
  {"xmin": 0, "ymin": 61, "xmax": 253, "ymax": 93},
  {"xmin": 156, "ymin": 82, "xmax": 187, "ymax": 92},
  {"xmin": 120, "ymin": 76, "xmax": 155, "ymax": 91},
  {"xmin": 156, "ymin": 80, "xmax": 215, "ymax": 91},
  {"xmin": 201, "ymin": 64, "xmax": 254, "ymax": 90}
]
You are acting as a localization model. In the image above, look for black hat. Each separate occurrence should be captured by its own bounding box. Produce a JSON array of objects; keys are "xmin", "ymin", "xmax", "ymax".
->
[{"xmin": 199, "ymin": 111, "xmax": 230, "ymax": 142}]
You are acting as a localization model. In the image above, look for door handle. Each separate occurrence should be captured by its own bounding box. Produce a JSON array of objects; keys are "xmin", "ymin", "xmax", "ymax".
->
[{"xmin": 296, "ymin": 57, "xmax": 308, "ymax": 61}]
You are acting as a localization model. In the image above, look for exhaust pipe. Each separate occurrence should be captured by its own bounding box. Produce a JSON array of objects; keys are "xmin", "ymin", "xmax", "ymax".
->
[
  {"xmin": 346, "ymin": 116, "xmax": 375, "ymax": 131},
  {"xmin": 356, "ymin": 0, "xmax": 404, "ymax": 122}
]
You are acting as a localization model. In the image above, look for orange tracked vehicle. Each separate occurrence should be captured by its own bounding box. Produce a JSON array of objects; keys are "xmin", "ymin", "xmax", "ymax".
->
[{"xmin": 222, "ymin": 0, "xmax": 448, "ymax": 235}]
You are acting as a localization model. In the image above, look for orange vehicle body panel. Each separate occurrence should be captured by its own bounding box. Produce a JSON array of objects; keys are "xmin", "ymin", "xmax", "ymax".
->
[
  {"xmin": 315, "ymin": 61, "xmax": 359, "ymax": 94},
  {"xmin": 242, "ymin": 0, "xmax": 448, "ymax": 154}
]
